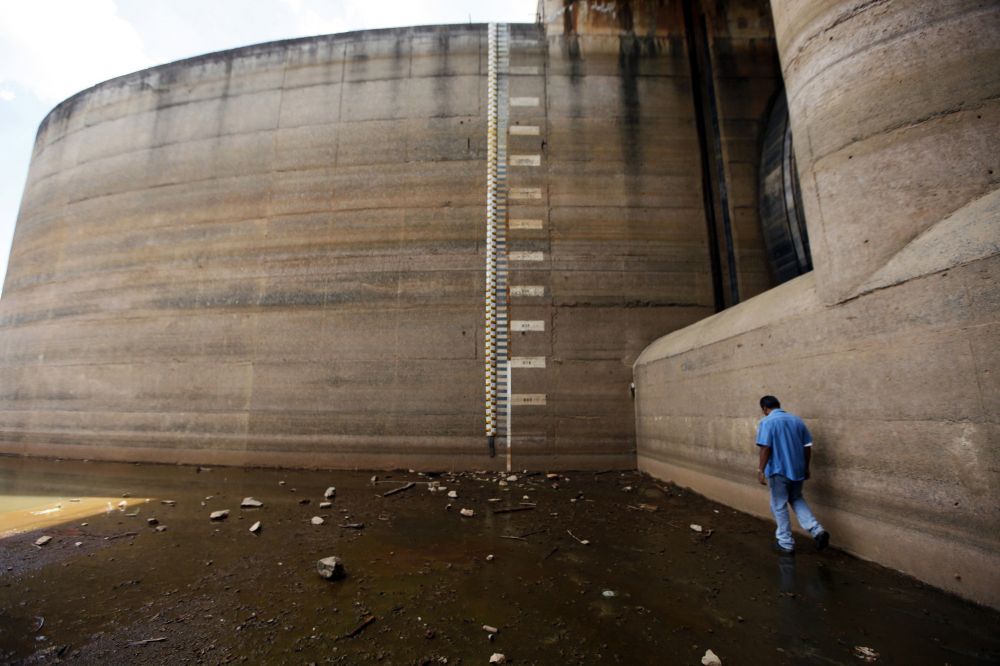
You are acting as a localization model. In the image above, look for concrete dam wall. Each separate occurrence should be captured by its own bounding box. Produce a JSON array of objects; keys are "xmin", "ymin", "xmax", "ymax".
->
[
  {"xmin": 0, "ymin": 4, "xmax": 781, "ymax": 470},
  {"xmin": 635, "ymin": 0, "xmax": 1000, "ymax": 608}
]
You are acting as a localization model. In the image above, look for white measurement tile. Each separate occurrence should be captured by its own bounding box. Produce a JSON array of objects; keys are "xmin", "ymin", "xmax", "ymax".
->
[
  {"xmin": 509, "ymin": 66, "xmax": 540, "ymax": 75},
  {"xmin": 511, "ymin": 394, "xmax": 547, "ymax": 406},
  {"xmin": 510, "ymin": 154, "xmax": 541, "ymax": 166},
  {"xmin": 509, "ymin": 187, "xmax": 542, "ymax": 199},
  {"xmin": 510, "ymin": 96, "xmax": 539, "ymax": 107},
  {"xmin": 511, "ymin": 320, "xmax": 545, "ymax": 332},
  {"xmin": 509, "ymin": 251, "xmax": 544, "ymax": 262},
  {"xmin": 510, "ymin": 285, "xmax": 545, "ymax": 297},
  {"xmin": 509, "ymin": 125, "xmax": 540, "ymax": 136},
  {"xmin": 510, "ymin": 356, "xmax": 546, "ymax": 369},
  {"xmin": 510, "ymin": 218, "xmax": 543, "ymax": 230}
]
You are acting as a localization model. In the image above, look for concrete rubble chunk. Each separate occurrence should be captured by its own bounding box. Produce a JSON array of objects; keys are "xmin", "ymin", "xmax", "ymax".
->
[
  {"xmin": 460, "ymin": 508, "xmax": 475, "ymax": 517},
  {"xmin": 147, "ymin": 517, "xmax": 158, "ymax": 526},
  {"xmin": 210, "ymin": 510, "xmax": 229, "ymax": 521},
  {"xmin": 74, "ymin": 541, "xmax": 83, "ymax": 547},
  {"xmin": 690, "ymin": 524, "xmax": 703, "ymax": 532},
  {"xmin": 701, "ymin": 649, "xmax": 722, "ymax": 666},
  {"xmin": 155, "ymin": 525, "xmax": 168, "ymax": 532},
  {"xmin": 324, "ymin": 487, "xmax": 336, "ymax": 499},
  {"xmin": 160, "ymin": 500, "xmax": 176, "ymax": 506},
  {"xmin": 483, "ymin": 624, "xmax": 498, "ymax": 634},
  {"xmin": 34, "ymin": 536, "xmax": 52, "ymax": 546},
  {"xmin": 316, "ymin": 556, "xmax": 345, "ymax": 580},
  {"xmin": 249, "ymin": 521, "xmax": 261, "ymax": 534},
  {"xmin": 241, "ymin": 497, "xmax": 263, "ymax": 508},
  {"xmin": 311, "ymin": 516, "xmax": 324, "ymax": 525},
  {"xmin": 447, "ymin": 490, "xmax": 458, "ymax": 499},
  {"xmin": 319, "ymin": 501, "xmax": 332, "ymax": 509},
  {"xmin": 506, "ymin": 475, "xmax": 518, "ymax": 482},
  {"xmin": 489, "ymin": 654, "xmax": 506, "ymax": 664}
]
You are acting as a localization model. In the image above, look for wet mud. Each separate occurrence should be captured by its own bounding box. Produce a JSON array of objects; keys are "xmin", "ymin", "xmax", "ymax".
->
[{"xmin": 1, "ymin": 457, "xmax": 998, "ymax": 665}]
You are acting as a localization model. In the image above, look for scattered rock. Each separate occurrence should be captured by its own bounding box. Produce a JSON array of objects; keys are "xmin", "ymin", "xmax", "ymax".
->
[
  {"xmin": 447, "ymin": 490, "xmax": 458, "ymax": 499},
  {"xmin": 249, "ymin": 521, "xmax": 261, "ymax": 534},
  {"xmin": 690, "ymin": 524, "xmax": 704, "ymax": 532},
  {"xmin": 209, "ymin": 510, "xmax": 229, "ymax": 521},
  {"xmin": 311, "ymin": 516, "xmax": 324, "ymax": 525},
  {"xmin": 324, "ymin": 487, "xmax": 336, "ymax": 499},
  {"xmin": 241, "ymin": 497, "xmax": 263, "ymax": 508},
  {"xmin": 636, "ymin": 503, "xmax": 658, "ymax": 513},
  {"xmin": 489, "ymin": 654, "xmax": 506, "ymax": 664},
  {"xmin": 80, "ymin": 522, "xmax": 88, "ymax": 527},
  {"xmin": 854, "ymin": 646, "xmax": 879, "ymax": 662},
  {"xmin": 546, "ymin": 473, "xmax": 560, "ymax": 480},
  {"xmin": 486, "ymin": 554, "xmax": 495, "ymax": 562},
  {"xmin": 319, "ymin": 501, "xmax": 332, "ymax": 509},
  {"xmin": 339, "ymin": 522, "xmax": 365, "ymax": 530},
  {"xmin": 147, "ymin": 518, "xmax": 158, "ymax": 526},
  {"xmin": 278, "ymin": 480, "xmax": 286, "ymax": 486},
  {"xmin": 74, "ymin": 541, "xmax": 83, "ymax": 547},
  {"xmin": 155, "ymin": 525, "xmax": 168, "ymax": 532},
  {"xmin": 117, "ymin": 500, "xmax": 128, "ymax": 509},
  {"xmin": 701, "ymin": 649, "xmax": 722, "ymax": 666},
  {"xmin": 34, "ymin": 536, "xmax": 52, "ymax": 547},
  {"xmin": 460, "ymin": 508, "xmax": 475, "ymax": 517},
  {"xmin": 602, "ymin": 590, "xmax": 616, "ymax": 598},
  {"xmin": 483, "ymin": 625, "xmax": 498, "ymax": 634},
  {"xmin": 316, "ymin": 556, "xmax": 345, "ymax": 580},
  {"xmin": 506, "ymin": 475, "xmax": 518, "ymax": 482},
  {"xmin": 160, "ymin": 500, "xmax": 176, "ymax": 506},
  {"xmin": 370, "ymin": 475, "xmax": 378, "ymax": 485}
]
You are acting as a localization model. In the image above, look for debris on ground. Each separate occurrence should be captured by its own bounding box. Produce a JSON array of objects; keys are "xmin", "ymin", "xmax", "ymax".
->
[
  {"xmin": 298, "ymin": 498, "xmax": 311, "ymax": 505},
  {"xmin": 486, "ymin": 554, "xmax": 495, "ymax": 561},
  {"xmin": 160, "ymin": 500, "xmax": 176, "ymax": 506},
  {"xmin": 311, "ymin": 516, "xmax": 324, "ymax": 525},
  {"xmin": 340, "ymin": 614, "xmax": 376, "ymax": 639},
  {"xmin": 483, "ymin": 624, "xmax": 498, "ymax": 634},
  {"xmin": 241, "ymin": 497, "xmax": 263, "ymax": 508},
  {"xmin": 320, "ymin": 501, "xmax": 332, "ymax": 509},
  {"xmin": 568, "ymin": 530, "xmax": 590, "ymax": 545},
  {"xmin": 854, "ymin": 646, "xmax": 879, "ymax": 662},
  {"xmin": 448, "ymin": 490, "xmax": 458, "ymax": 499},
  {"xmin": 155, "ymin": 526, "xmax": 168, "ymax": 533},
  {"xmin": 34, "ymin": 536, "xmax": 52, "ymax": 547},
  {"xmin": 690, "ymin": 524, "xmax": 703, "ymax": 532},
  {"xmin": 383, "ymin": 482, "xmax": 416, "ymax": 497},
  {"xmin": 317, "ymin": 556, "xmax": 345, "ymax": 580},
  {"xmin": 460, "ymin": 508, "xmax": 475, "ymax": 517},
  {"xmin": 701, "ymin": 648, "xmax": 722, "ymax": 665},
  {"xmin": 489, "ymin": 653, "xmax": 506, "ymax": 664},
  {"xmin": 339, "ymin": 522, "xmax": 364, "ymax": 530},
  {"xmin": 249, "ymin": 521, "xmax": 261, "ymax": 534},
  {"xmin": 324, "ymin": 487, "xmax": 336, "ymax": 499},
  {"xmin": 129, "ymin": 637, "xmax": 167, "ymax": 647},
  {"xmin": 146, "ymin": 518, "xmax": 158, "ymax": 526},
  {"xmin": 209, "ymin": 510, "xmax": 229, "ymax": 521},
  {"xmin": 602, "ymin": 590, "xmax": 617, "ymax": 598},
  {"xmin": 546, "ymin": 473, "xmax": 560, "ymax": 480}
]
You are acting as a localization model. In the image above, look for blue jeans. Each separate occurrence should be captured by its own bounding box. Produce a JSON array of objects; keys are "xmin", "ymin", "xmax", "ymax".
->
[{"xmin": 768, "ymin": 474, "xmax": 824, "ymax": 550}]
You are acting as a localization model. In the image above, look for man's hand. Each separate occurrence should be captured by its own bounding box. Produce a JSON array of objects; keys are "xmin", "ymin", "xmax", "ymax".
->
[{"xmin": 757, "ymin": 470, "xmax": 767, "ymax": 486}]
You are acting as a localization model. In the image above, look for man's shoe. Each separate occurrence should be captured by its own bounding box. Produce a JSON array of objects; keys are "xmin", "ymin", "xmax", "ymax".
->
[
  {"xmin": 772, "ymin": 542, "xmax": 795, "ymax": 555},
  {"xmin": 814, "ymin": 530, "xmax": 830, "ymax": 551}
]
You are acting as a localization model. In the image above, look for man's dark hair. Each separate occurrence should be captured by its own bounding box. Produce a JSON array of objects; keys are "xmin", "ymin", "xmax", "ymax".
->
[{"xmin": 760, "ymin": 395, "xmax": 781, "ymax": 410}]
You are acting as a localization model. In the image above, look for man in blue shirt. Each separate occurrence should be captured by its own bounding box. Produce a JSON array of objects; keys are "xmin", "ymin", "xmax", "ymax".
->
[{"xmin": 756, "ymin": 395, "xmax": 830, "ymax": 554}]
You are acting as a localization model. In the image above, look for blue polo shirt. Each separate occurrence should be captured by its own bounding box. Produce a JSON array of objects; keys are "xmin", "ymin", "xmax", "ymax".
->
[{"xmin": 756, "ymin": 408, "xmax": 813, "ymax": 481}]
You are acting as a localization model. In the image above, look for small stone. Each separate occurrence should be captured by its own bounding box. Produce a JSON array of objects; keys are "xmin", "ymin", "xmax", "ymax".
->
[
  {"xmin": 278, "ymin": 480, "xmax": 286, "ymax": 486},
  {"xmin": 241, "ymin": 497, "xmax": 263, "ymax": 508},
  {"xmin": 506, "ymin": 475, "xmax": 518, "ymax": 482},
  {"xmin": 701, "ymin": 649, "xmax": 722, "ymax": 666},
  {"xmin": 498, "ymin": 481, "xmax": 508, "ymax": 487},
  {"xmin": 622, "ymin": 485, "xmax": 633, "ymax": 492},
  {"xmin": 160, "ymin": 500, "xmax": 176, "ymax": 506},
  {"xmin": 147, "ymin": 517, "xmax": 158, "ymax": 526},
  {"xmin": 447, "ymin": 490, "xmax": 458, "ymax": 499},
  {"xmin": 324, "ymin": 487, "xmax": 336, "ymax": 499},
  {"xmin": 155, "ymin": 525, "xmax": 168, "ymax": 532},
  {"xmin": 117, "ymin": 500, "xmax": 128, "ymax": 508},
  {"xmin": 319, "ymin": 501, "xmax": 332, "ymax": 509},
  {"xmin": 486, "ymin": 554, "xmax": 495, "ymax": 562},
  {"xmin": 690, "ymin": 524, "xmax": 703, "ymax": 532},
  {"xmin": 370, "ymin": 475, "xmax": 378, "ymax": 485},
  {"xmin": 80, "ymin": 522, "xmax": 88, "ymax": 527},
  {"xmin": 299, "ymin": 499, "xmax": 311, "ymax": 505},
  {"xmin": 489, "ymin": 654, "xmax": 506, "ymax": 664},
  {"xmin": 853, "ymin": 646, "xmax": 879, "ymax": 663},
  {"xmin": 210, "ymin": 510, "xmax": 229, "ymax": 521},
  {"xmin": 316, "ymin": 556, "xmax": 345, "ymax": 580},
  {"xmin": 483, "ymin": 624, "xmax": 498, "ymax": 634},
  {"xmin": 546, "ymin": 473, "xmax": 559, "ymax": 480},
  {"xmin": 602, "ymin": 590, "xmax": 616, "ymax": 598},
  {"xmin": 249, "ymin": 521, "xmax": 261, "ymax": 534},
  {"xmin": 74, "ymin": 541, "xmax": 83, "ymax": 547},
  {"xmin": 311, "ymin": 516, "xmax": 324, "ymax": 525},
  {"xmin": 459, "ymin": 508, "xmax": 475, "ymax": 517},
  {"xmin": 34, "ymin": 536, "xmax": 52, "ymax": 546}
]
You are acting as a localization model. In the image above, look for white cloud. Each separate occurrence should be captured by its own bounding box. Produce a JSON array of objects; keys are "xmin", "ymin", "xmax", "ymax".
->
[
  {"xmin": 0, "ymin": 89, "xmax": 14, "ymax": 102},
  {"xmin": 0, "ymin": 0, "xmax": 151, "ymax": 104}
]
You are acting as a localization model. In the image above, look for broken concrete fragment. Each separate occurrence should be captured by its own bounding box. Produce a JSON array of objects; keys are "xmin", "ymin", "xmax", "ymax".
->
[
  {"xmin": 147, "ymin": 518, "xmax": 158, "ymax": 526},
  {"xmin": 483, "ymin": 624, "xmax": 498, "ymax": 634},
  {"xmin": 311, "ymin": 516, "xmax": 324, "ymax": 525},
  {"xmin": 506, "ymin": 475, "xmax": 518, "ymax": 482},
  {"xmin": 74, "ymin": 541, "xmax": 83, "ymax": 547},
  {"xmin": 249, "ymin": 521, "xmax": 261, "ymax": 534},
  {"xmin": 160, "ymin": 500, "xmax": 176, "ymax": 506},
  {"xmin": 241, "ymin": 497, "xmax": 263, "ymax": 508},
  {"xmin": 209, "ymin": 510, "xmax": 229, "ymax": 521},
  {"xmin": 690, "ymin": 524, "xmax": 704, "ymax": 532},
  {"xmin": 316, "ymin": 556, "xmax": 345, "ymax": 580},
  {"xmin": 486, "ymin": 554, "xmax": 495, "ymax": 562},
  {"xmin": 460, "ymin": 508, "xmax": 475, "ymax": 517},
  {"xmin": 447, "ymin": 490, "xmax": 458, "ymax": 499},
  {"xmin": 546, "ymin": 472, "xmax": 560, "ymax": 480},
  {"xmin": 319, "ymin": 501, "xmax": 332, "ymax": 509},
  {"xmin": 701, "ymin": 649, "xmax": 722, "ymax": 666},
  {"xmin": 602, "ymin": 590, "xmax": 617, "ymax": 598},
  {"xmin": 489, "ymin": 654, "xmax": 506, "ymax": 664},
  {"xmin": 34, "ymin": 536, "xmax": 52, "ymax": 546},
  {"xmin": 324, "ymin": 487, "xmax": 336, "ymax": 499}
]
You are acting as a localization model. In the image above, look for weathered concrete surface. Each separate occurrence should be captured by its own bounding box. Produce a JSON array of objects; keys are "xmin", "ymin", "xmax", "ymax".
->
[
  {"xmin": 635, "ymin": 0, "xmax": 1000, "ymax": 608},
  {"xmin": 0, "ymin": 11, "xmax": 776, "ymax": 470}
]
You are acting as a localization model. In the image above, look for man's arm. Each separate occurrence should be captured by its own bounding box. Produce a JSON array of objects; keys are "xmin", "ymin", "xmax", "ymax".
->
[{"xmin": 758, "ymin": 445, "xmax": 771, "ymax": 485}]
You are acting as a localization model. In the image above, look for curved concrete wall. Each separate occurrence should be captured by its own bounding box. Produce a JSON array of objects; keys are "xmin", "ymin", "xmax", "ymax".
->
[
  {"xmin": 635, "ymin": 0, "xmax": 1000, "ymax": 607},
  {"xmin": 0, "ymin": 13, "xmax": 779, "ymax": 470}
]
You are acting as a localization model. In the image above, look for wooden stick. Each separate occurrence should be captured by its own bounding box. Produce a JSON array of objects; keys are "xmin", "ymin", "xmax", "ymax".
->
[
  {"xmin": 105, "ymin": 531, "xmax": 138, "ymax": 541},
  {"xmin": 340, "ymin": 615, "xmax": 377, "ymax": 639},
  {"xmin": 129, "ymin": 637, "xmax": 167, "ymax": 647},
  {"xmin": 382, "ymin": 482, "xmax": 415, "ymax": 497}
]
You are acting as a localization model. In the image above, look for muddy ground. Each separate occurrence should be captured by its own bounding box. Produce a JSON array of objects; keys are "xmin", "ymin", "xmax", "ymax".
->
[{"xmin": 0, "ymin": 457, "xmax": 998, "ymax": 665}]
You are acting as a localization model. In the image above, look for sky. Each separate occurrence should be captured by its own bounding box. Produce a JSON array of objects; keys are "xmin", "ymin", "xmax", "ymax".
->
[{"xmin": 0, "ymin": 0, "xmax": 538, "ymax": 295}]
